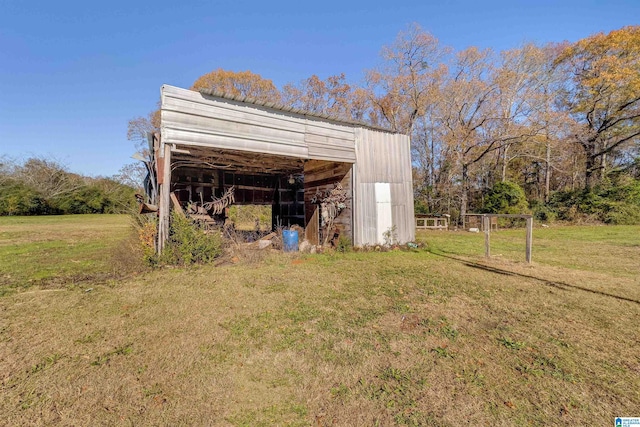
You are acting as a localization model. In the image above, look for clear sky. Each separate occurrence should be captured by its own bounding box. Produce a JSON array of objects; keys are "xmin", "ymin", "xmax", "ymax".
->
[{"xmin": 1, "ymin": 0, "xmax": 638, "ymax": 177}]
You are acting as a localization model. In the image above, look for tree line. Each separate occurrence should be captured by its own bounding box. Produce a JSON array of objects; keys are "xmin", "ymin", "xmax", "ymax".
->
[
  {"xmin": 0, "ymin": 156, "xmax": 137, "ymax": 216},
  {"xmin": 129, "ymin": 24, "xmax": 640, "ymax": 224}
]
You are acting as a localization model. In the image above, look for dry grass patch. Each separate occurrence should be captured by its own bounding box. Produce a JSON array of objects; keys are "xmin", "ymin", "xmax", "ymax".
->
[{"xmin": 1, "ymin": 221, "xmax": 639, "ymax": 425}]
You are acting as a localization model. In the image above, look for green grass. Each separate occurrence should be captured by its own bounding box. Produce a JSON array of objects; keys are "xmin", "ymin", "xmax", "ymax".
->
[
  {"xmin": 0, "ymin": 216, "xmax": 639, "ymax": 425},
  {"xmin": 0, "ymin": 214, "xmax": 131, "ymax": 289},
  {"xmin": 421, "ymin": 224, "xmax": 640, "ymax": 278}
]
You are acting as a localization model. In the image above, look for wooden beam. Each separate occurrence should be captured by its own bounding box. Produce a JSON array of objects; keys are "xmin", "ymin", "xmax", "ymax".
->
[
  {"xmin": 171, "ymin": 148, "xmax": 303, "ymax": 175},
  {"xmin": 305, "ymin": 207, "xmax": 319, "ymax": 245},
  {"xmin": 157, "ymin": 143, "xmax": 172, "ymax": 254},
  {"xmin": 170, "ymin": 192, "xmax": 185, "ymax": 218},
  {"xmin": 483, "ymin": 214, "xmax": 533, "ymax": 219}
]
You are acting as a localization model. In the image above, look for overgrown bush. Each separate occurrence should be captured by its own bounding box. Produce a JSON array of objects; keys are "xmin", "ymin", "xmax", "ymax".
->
[
  {"xmin": 383, "ymin": 225, "xmax": 398, "ymax": 247},
  {"xmin": 482, "ymin": 181, "xmax": 529, "ymax": 214},
  {"xmin": 545, "ymin": 174, "xmax": 640, "ymax": 224},
  {"xmin": 602, "ymin": 201, "xmax": 640, "ymax": 225},
  {"xmin": 335, "ymin": 235, "xmax": 352, "ymax": 253},
  {"xmin": 0, "ymin": 181, "xmax": 50, "ymax": 215},
  {"xmin": 136, "ymin": 215, "xmax": 159, "ymax": 265},
  {"xmin": 531, "ymin": 203, "xmax": 557, "ymax": 222},
  {"xmin": 50, "ymin": 186, "xmax": 109, "ymax": 214},
  {"xmin": 157, "ymin": 213, "xmax": 223, "ymax": 265}
]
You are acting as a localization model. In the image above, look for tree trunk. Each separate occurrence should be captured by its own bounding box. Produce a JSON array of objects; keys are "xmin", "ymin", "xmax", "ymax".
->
[
  {"xmin": 583, "ymin": 151, "xmax": 606, "ymax": 189},
  {"xmin": 501, "ymin": 144, "xmax": 509, "ymax": 182},
  {"xmin": 585, "ymin": 155, "xmax": 596, "ymax": 190},
  {"xmin": 429, "ymin": 128, "xmax": 435, "ymax": 212},
  {"xmin": 544, "ymin": 141, "xmax": 551, "ymax": 203},
  {"xmin": 600, "ymin": 151, "xmax": 607, "ymax": 181},
  {"xmin": 460, "ymin": 164, "xmax": 469, "ymax": 227}
]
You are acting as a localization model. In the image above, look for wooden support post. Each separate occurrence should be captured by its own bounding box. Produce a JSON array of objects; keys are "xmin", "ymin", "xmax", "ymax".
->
[
  {"xmin": 484, "ymin": 215, "xmax": 490, "ymax": 259},
  {"xmin": 525, "ymin": 217, "xmax": 533, "ymax": 264},
  {"xmin": 170, "ymin": 192, "xmax": 186, "ymax": 218},
  {"xmin": 157, "ymin": 143, "xmax": 172, "ymax": 254}
]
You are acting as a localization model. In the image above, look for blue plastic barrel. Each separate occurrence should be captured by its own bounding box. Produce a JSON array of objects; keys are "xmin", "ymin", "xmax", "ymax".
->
[{"xmin": 282, "ymin": 230, "xmax": 299, "ymax": 252}]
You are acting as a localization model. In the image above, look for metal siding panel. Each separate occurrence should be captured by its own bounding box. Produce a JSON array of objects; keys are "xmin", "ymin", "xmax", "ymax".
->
[
  {"xmin": 391, "ymin": 204, "xmax": 403, "ymax": 241},
  {"xmin": 163, "ymin": 96, "xmax": 307, "ymax": 133},
  {"xmin": 375, "ymin": 182, "xmax": 391, "ymax": 203},
  {"xmin": 163, "ymin": 85, "xmax": 307, "ymax": 129},
  {"xmin": 375, "ymin": 183, "xmax": 393, "ymax": 244},
  {"xmin": 162, "ymin": 110, "xmax": 306, "ymax": 149},
  {"xmin": 362, "ymin": 183, "xmax": 377, "ymax": 244},
  {"xmin": 354, "ymin": 128, "xmax": 414, "ymax": 245},
  {"xmin": 390, "ymin": 184, "xmax": 406, "ymax": 243},
  {"xmin": 354, "ymin": 181, "xmax": 376, "ymax": 245},
  {"xmin": 306, "ymin": 146, "xmax": 356, "ymax": 163},
  {"xmin": 161, "ymin": 85, "xmax": 359, "ymax": 162},
  {"xmin": 305, "ymin": 121, "xmax": 355, "ymax": 141},
  {"xmin": 163, "ymin": 128, "xmax": 309, "ymax": 159},
  {"xmin": 305, "ymin": 123, "xmax": 356, "ymax": 163}
]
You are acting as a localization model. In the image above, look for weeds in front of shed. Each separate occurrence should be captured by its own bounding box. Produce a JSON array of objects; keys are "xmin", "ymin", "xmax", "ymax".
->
[
  {"xmin": 161, "ymin": 213, "xmax": 222, "ymax": 265},
  {"xmin": 135, "ymin": 212, "xmax": 223, "ymax": 267}
]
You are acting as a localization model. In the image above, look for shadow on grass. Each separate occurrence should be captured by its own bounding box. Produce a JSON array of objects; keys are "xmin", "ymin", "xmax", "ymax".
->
[{"xmin": 428, "ymin": 249, "xmax": 640, "ymax": 306}]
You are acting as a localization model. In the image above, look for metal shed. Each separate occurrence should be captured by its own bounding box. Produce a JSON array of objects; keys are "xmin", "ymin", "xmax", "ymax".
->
[{"xmin": 154, "ymin": 84, "xmax": 414, "ymax": 250}]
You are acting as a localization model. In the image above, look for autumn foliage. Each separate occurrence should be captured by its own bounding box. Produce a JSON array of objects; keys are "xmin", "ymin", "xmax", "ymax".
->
[
  {"xmin": 191, "ymin": 69, "xmax": 281, "ymax": 102},
  {"xmin": 129, "ymin": 24, "xmax": 640, "ymax": 224}
]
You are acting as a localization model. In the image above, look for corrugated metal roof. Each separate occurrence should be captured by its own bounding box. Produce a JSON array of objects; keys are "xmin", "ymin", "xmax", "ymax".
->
[{"xmin": 198, "ymin": 88, "xmax": 400, "ymax": 134}]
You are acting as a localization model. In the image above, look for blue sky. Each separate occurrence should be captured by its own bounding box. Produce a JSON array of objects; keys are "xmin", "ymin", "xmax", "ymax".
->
[{"xmin": 1, "ymin": 0, "xmax": 638, "ymax": 177}]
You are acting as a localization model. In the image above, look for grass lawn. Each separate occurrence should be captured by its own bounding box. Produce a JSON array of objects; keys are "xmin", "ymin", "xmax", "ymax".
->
[
  {"xmin": 0, "ymin": 215, "xmax": 131, "ymax": 291},
  {"xmin": 1, "ymin": 216, "xmax": 639, "ymax": 426}
]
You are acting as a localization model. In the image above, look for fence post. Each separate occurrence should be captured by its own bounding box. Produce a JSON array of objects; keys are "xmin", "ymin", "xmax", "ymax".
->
[
  {"xmin": 525, "ymin": 216, "xmax": 533, "ymax": 263},
  {"xmin": 484, "ymin": 216, "xmax": 491, "ymax": 259}
]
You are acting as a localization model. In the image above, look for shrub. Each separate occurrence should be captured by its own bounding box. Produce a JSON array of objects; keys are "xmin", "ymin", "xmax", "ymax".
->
[
  {"xmin": 50, "ymin": 186, "xmax": 108, "ymax": 214},
  {"xmin": 0, "ymin": 181, "xmax": 50, "ymax": 215},
  {"xmin": 532, "ymin": 205, "xmax": 557, "ymax": 222},
  {"xmin": 382, "ymin": 225, "xmax": 398, "ymax": 247},
  {"xmin": 335, "ymin": 235, "xmax": 352, "ymax": 253},
  {"xmin": 482, "ymin": 181, "xmax": 529, "ymax": 214},
  {"xmin": 159, "ymin": 213, "xmax": 223, "ymax": 265},
  {"xmin": 137, "ymin": 216, "xmax": 159, "ymax": 265},
  {"xmin": 546, "ymin": 175, "xmax": 640, "ymax": 224},
  {"xmin": 414, "ymin": 199, "xmax": 429, "ymax": 214},
  {"xmin": 602, "ymin": 201, "xmax": 640, "ymax": 225}
]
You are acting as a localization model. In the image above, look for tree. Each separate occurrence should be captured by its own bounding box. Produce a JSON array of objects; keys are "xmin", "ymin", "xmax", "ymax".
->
[
  {"xmin": 366, "ymin": 24, "xmax": 451, "ymax": 214},
  {"xmin": 114, "ymin": 162, "xmax": 146, "ymax": 192},
  {"xmin": 191, "ymin": 69, "xmax": 281, "ymax": 103},
  {"xmin": 492, "ymin": 43, "xmax": 551, "ymax": 183},
  {"xmin": 0, "ymin": 180, "xmax": 48, "ymax": 216},
  {"xmin": 282, "ymin": 73, "xmax": 367, "ymax": 121},
  {"xmin": 14, "ymin": 157, "xmax": 84, "ymax": 200},
  {"xmin": 127, "ymin": 109, "xmax": 160, "ymax": 155},
  {"xmin": 0, "ymin": 155, "xmax": 16, "ymax": 186},
  {"xmin": 437, "ymin": 47, "xmax": 502, "ymax": 222},
  {"xmin": 556, "ymin": 26, "xmax": 640, "ymax": 189},
  {"xmin": 367, "ymin": 23, "xmax": 448, "ymax": 134}
]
